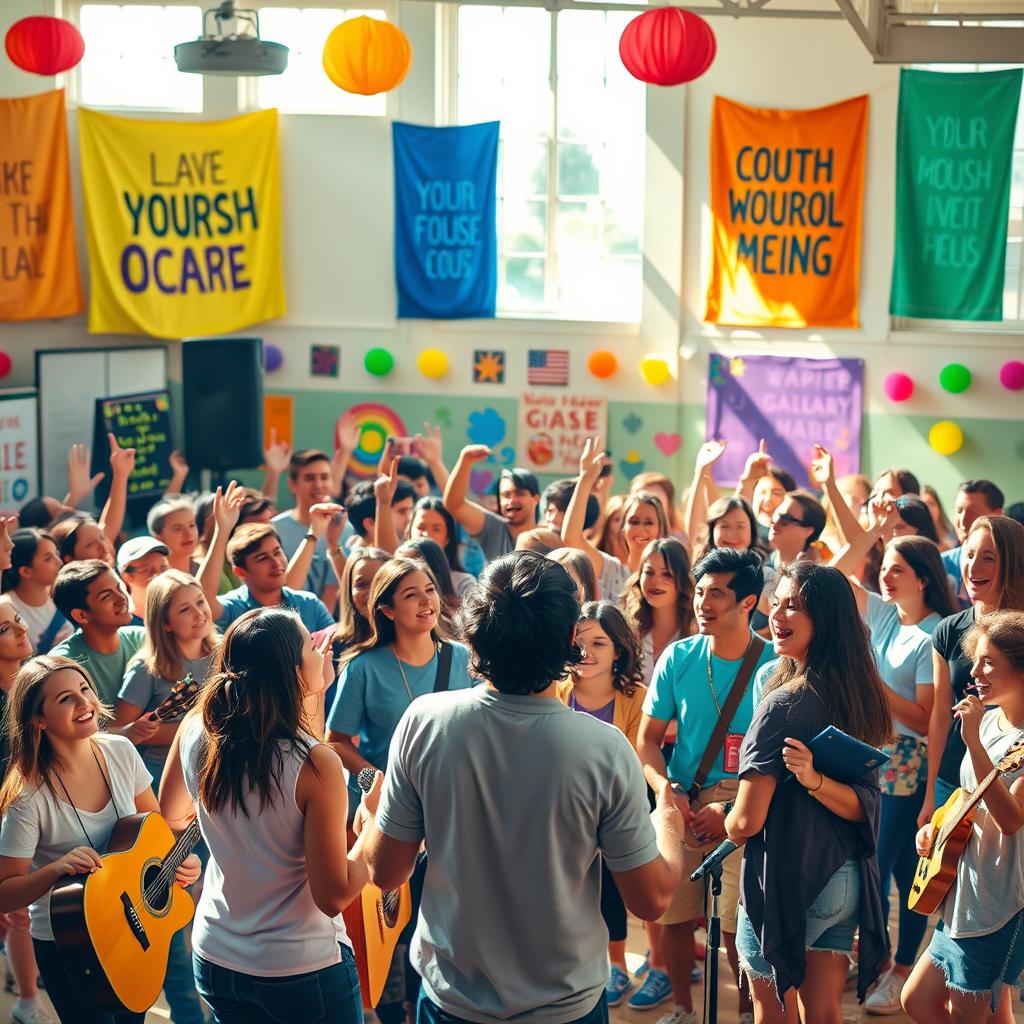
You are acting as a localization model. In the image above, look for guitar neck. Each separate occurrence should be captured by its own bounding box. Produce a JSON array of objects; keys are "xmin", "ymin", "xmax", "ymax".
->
[
  {"xmin": 937, "ymin": 765, "xmax": 1001, "ymax": 847},
  {"xmin": 165, "ymin": 819, "xmax": 202, "ymax": 873}
]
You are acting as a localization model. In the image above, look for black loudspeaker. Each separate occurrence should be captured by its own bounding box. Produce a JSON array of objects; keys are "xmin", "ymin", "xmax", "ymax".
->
[{"xmin": 182, "ymin": 338, "xmax": 264, "ymax": 471}]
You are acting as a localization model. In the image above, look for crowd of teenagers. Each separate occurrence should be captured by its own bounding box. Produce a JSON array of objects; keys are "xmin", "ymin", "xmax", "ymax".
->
[{"xmin": 0, "ymin": 416, "xmax": 1022, "ymax": 1024}]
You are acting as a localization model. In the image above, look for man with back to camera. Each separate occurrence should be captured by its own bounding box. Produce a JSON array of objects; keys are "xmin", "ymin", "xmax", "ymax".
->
[{"xmin": 356, "ymin": 550, "xmax": 686, "ymax": 1024}]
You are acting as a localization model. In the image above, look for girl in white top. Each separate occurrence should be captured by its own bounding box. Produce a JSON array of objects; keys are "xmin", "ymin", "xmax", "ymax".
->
[
  {"xmin": 1, "ymin": 530, "xmax": 73, "ymax": 654},
  {"xmin": 0, "ymin": 655, "xmax": 200, "ymax": 1024},
  {"xmin": 905, "ymin": 611, "xmax": 1024, "ymax": 1024},
  {"xmin": 159, "ymin": 606, "xmax": 369, "ymax": 1024}
]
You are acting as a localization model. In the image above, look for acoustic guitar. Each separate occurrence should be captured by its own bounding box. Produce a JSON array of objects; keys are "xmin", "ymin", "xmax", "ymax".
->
[
  {"xmin": 149, "ymin": 672, "xmax": 200, "ymax": 723},
  {"xmin": 343, "ymin": 768, "xmax": 413, "ymax": 1007},
  {"xmin": 908, "ymin": 740, "xmax": 1024, "ymax": 916},
  {"xmin": 50, "ymin": 814, "xmax": 202, "ymax": 1013}
]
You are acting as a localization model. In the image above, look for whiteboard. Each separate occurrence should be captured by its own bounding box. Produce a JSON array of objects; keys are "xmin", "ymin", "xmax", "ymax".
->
[{"xmin": 35, "ymin": 347, "xmax": 167, "ymax": 506}]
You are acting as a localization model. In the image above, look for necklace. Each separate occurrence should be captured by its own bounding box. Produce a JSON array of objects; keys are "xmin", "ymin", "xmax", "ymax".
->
[
  {"xmin": 51, "ymin": 743, "xmax": 119, "ymax": 849},
  {"xmin": 392, "ymin": 644, "xmax": 438, "ymax": 705},
  {"xmin": 706, "ymin": 636, "xmax": 754, "ymax": 716}
]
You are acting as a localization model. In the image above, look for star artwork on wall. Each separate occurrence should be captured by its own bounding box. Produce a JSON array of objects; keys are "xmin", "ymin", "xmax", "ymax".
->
[
  {"xmin": 473, "ymin": 350, "xmax": 505, "ymax": 384},
  {"xmin": 311, "ymin": 344, "xmax": 340, "ymax": 378}
]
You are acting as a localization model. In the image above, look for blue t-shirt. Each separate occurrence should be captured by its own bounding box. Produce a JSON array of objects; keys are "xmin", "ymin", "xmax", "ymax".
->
[
  {"xmin": 328, "ymin": 642, "xmax": 474, "ymax": 808},
  {"xmin": 643, "ymin": 632, "xmax": 775, "ymax": 791},
  {"xmin": 271, "ymin": 512, "xmax": 344, "ymax": 599},
  {"xmin": 941, "ymin": 545, "xmax": 969, "ymax": 608},
  {"xmin": 216, "ymin": 585, "xmax": 334, "ymax": 633}
]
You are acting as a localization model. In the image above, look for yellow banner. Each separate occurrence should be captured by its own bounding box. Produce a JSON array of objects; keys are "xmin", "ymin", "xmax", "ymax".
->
[
  {"xmin": 79, "ymin": 108, "xmax": 285, "ymax": 338},
  {"xmin": 0, "ymin": 90, "xmax": 82, "ymax": 321},
  {"xmin": 705, "ymin": 95, "xmax": 867, "ymax": 328}
]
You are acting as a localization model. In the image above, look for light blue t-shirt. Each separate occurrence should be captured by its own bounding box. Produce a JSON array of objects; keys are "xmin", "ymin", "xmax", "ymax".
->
[
  {"xmin": 271, "ymin": 512, "xmax": 342, "ymax": 599},
  {"xmin": 941, "ymin": 545, "xmax": 970, "ymax": 608},
  {"xmin": 865, "ymin": 591, "xmax": 939, "ymax": 739},
  {"xmin": 642, "ymin": 632, "xmax": 775, "ymax": 791},
  {"xmin": 328, "ymin": 642, "xmax": 474, "ymax": 808},
  {"xmin": 216, "ymin": 585, "xmax": 334, "ymax": 634}
]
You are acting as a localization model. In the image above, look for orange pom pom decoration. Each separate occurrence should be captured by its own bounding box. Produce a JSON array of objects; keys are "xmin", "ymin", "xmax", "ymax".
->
[
  {"xmin": 587, "ymin": 350, "xmax": 619, "ymax": 379},
  {"xmin": 322, "ymin": 16, "xmax": 411, "ymax": 96}
]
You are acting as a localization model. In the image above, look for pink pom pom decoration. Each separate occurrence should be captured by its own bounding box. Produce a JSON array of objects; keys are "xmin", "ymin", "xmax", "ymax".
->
[
  {"xmin": 999, "ymin": 360, "xmax": 1024, "ymax": 392},
  {"xmin": 884, "ymin": 372, "xmax": 914, "ymax": 402}
]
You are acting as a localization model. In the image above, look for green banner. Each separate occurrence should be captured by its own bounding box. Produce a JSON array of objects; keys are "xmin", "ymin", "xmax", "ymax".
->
[{"xmin": 891, "ymin": 68, "xmax": 1022, "ymax": 321}]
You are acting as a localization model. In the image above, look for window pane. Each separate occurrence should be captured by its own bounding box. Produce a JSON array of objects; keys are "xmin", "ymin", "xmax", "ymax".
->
[
  {"xmin": 502, "ymin": 256, "xmax": 546, "ymax": 309},
  {"xmin": 79, "ymin": 5, "xmax": 203, "ymax": 111},
  {"xmin": 557, "ymin": 143, "xmax": 600, "ymax": 196},
  {"xmin": 257, "ymin": 8, "xmax": 387, "ymax": 115},
  {"xmin": 503, "ymin": 199, "xmax": 546, "ymax": 253}
]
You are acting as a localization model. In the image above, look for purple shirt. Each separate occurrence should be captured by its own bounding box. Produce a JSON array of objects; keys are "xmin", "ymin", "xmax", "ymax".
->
[{"xmin": 568, "ymin": 693, "xmax": 616, "ymax": 725}]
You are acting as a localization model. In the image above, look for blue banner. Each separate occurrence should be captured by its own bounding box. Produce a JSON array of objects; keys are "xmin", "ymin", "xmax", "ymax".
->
[{"xmin": 393, "ymin": 121, "xmax": 498, "ymax": 319}]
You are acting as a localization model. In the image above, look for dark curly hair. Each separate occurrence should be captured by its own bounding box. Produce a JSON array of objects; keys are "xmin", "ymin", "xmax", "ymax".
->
[
  {"xmin": 456, "ymin": 551, "xmax": 582, "ymax": 695},
  {"xmin": 576, "ymin": 600, "xmax": 642, "ymax": 697}
]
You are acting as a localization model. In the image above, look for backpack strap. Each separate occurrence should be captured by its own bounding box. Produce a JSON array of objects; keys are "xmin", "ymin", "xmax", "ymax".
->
[{"xmin": 433, "ymin": 641, "xmax": 453, "ymax": 693}]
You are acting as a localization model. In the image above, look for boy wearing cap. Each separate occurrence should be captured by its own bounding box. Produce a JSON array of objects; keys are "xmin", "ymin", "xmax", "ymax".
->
[{"xmin": 118, "ymin": 536, "xmax": 171, "ymax": 624}]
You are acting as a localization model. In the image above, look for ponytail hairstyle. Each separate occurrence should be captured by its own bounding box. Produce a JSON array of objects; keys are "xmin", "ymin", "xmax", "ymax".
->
[
  {"xmin": 196, "ymin": 607, "xmax": 313, "ymax": 816},
  {"xmin": 886, "ymin": 536, "xmax": 958, "ymax": 620},
  {"xmin": 575, "ymin": 600, "xmax": 643, "ymax": 697}
]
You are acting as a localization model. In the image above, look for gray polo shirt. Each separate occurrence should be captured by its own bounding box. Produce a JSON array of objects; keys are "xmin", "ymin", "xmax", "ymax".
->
[{"xmin": 377, "ymin": 686, "xmax": 658, "ymax": 1024}]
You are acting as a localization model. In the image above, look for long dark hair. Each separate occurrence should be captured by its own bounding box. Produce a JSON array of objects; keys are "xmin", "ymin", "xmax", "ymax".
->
[
  {"xmin": 196, "ymin": 607, "xmax": 314, "ymax": 817},
  {"xmin": 1, "ymin": 529, "xmax": 55, "ymax": 593},
  {"xmin": 412, "ymin": 497, "xmax": 463, "ymax": 572},
  {"xmin": 333, "ymin": 546, "xmax": 390, "ymax": 650},
  {"xmin": 623, "ymin": 538, "xmax": 694, "ymax": 640},
  {"xmin": 762, "ymin": 562, "xmax": 893, "ymax": 747},
  {"xmin": 576, "ymin": 600, "xmax": 642, "ymax": 697},
  {"xmin": 696, "ymin": 496, "xmax": 761, "ymax": 563},
  {"xmin": 887, "ymin": 536, "xmax": 958, "ymax": 619},
  {"xmin": 397, "ymin": 537, "xmax": 458, "ymax": 613}
]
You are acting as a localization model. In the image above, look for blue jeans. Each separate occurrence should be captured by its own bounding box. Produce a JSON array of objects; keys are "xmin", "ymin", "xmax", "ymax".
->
[
  {"xmin": 32, "ymin": 939, "xmax": 145, "ymax": 1024},
  {"xmin": 934, "ymin": 776, "xmax": 957, "ymax": 811},
  {"xmin": 194, "ymin": 945, "xmax": 363, "ymax": 1024},
  {"xmin": 878, "ymin": 788, "xmax": 929, "ymax": 966},
  {"xmin": 416, "ymin": 990, "xmax": 607, "ymax": 1024}
]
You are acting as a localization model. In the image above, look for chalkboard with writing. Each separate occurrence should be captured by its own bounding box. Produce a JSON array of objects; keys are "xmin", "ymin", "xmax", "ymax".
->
[{"xmin": 91, "ymin": 391, "xmax": 174, "ymax": 504}]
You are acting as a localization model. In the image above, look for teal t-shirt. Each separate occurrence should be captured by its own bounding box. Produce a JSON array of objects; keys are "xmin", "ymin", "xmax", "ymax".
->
[
  {"xmin": 51, "ymin": 627, "xmax": 147, "ymax": 706},
  {"xmin": 643, "ymin": 632, "xmax": 776, "ymax": 791}
]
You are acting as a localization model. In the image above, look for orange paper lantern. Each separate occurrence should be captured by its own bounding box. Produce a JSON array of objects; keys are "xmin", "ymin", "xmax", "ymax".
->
[{"xmin": 322, "ymin": 16, "xmax": 411, "ymax": 96}]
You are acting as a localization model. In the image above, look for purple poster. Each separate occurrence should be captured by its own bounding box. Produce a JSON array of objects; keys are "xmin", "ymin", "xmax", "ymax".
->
[{"xmin": 705, "ymin": 353, "xmax": 863, "ymax": 488}]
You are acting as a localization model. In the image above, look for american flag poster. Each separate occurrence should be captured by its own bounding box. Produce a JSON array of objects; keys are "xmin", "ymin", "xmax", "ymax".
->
[
  {"xmin": 517, "ymin": 391, "xmax": 607, "ymax": 474},
  {"xmin": 527, "ymin": 349, "xmax": 569, "ymax": 386}
]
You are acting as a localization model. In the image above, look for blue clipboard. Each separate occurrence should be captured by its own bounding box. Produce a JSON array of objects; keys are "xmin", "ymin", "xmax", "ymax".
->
[{"xmin": 807, "ymin": 725, "xmax": 890, "ymax": 783}]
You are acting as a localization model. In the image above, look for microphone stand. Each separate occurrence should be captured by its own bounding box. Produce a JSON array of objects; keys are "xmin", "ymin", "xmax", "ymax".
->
[{"xmin": 702, "ymin": 855, "xmax": 724, "ymax": 1024}]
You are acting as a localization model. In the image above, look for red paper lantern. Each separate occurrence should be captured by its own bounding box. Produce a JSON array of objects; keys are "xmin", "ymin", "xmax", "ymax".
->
[
  {"xmin": 5, "ymin": 17, "xmax": 85, "ymax": 76},
  {"xmin": 619, "ymin": 8, "xmax": 716, "ymax": 87}
]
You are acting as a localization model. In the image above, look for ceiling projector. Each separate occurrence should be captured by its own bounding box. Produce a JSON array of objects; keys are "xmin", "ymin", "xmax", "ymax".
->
[{"xmin": 174, "ymin": 1, "xmax": 288, "ymax": 76}]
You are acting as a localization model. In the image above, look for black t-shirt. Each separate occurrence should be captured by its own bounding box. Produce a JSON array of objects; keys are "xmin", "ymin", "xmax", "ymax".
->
[
  {"xmin": 738, "ymin": 684, "xmax": 887, "ymax": 1002},
  {"xmin": 932, "ymin": 608, "xmax": 976, "ymax": 786}
]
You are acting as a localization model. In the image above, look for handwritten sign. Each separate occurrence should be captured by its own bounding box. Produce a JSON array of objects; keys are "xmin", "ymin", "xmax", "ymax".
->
[
  {"xmin": 92, "ymin": 391, "xmax": 174, "ymax": 502},
  {"xmin": 263, "ymin": 394, "xmax": 294, "ymax": 451},
  {"xmin": 0, "ymin": 391, "xmax": 38, "ymax": 515},
  {"xmin": 517, "ymin": 392, "xmax": 608, "ymax": 476}
]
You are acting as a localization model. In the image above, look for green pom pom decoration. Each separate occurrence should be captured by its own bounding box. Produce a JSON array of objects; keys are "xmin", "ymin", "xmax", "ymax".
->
[
  {"xmin": 939, "ymin": 363, "xmax": 972, "ymax": 394},
  {"xmin": 364, "ymin": 347, "xmax": 395, "ymax": 377}
]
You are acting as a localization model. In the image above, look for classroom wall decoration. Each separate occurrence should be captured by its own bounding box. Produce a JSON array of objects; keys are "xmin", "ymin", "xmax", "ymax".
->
[
  {"xmin": 78, "ymin": 108, "xmax": 285, "ymax": 339},
  {"xmin": 705, "ymin": 352, "xmax": 863, "ymax": 488},
  {"xmin": 0, "ymin": 389, "xmax": 38, "ymax": 513},
  {"xmin": 5, "ymin": 17, "xmax": 84, "ymax": 76},
  {"xmin": 890, "ymin": 69, "xmax": 1022, "ymax": 322},
  {"xmin": 393, "ymin": 121, "xmax": 499, "ymax": 319},
  {"xmin": 473, "ymin": 350, "xmax": 505, "ymax": 384},
  {"xmin": 704, "ymin": 95, "xmax": 867, "ymax": 328},
  {"xmin": 92, "ymin": 391, "xmax": 174, "ymax": 502},
  {"xmin": 341, "ymin": 402, "xmax": 407, "ymax": 478},
  {"xmin": 310, "ymin": 344, "xmax": 339, "ymax": 378},
  {"xmin": 322, "ymin": 16, "xmax": 411, "ymax": 96},
  {"xmin": 517, "ymin": 392, "xmax": 608, "ymax": 475},
  {"xmin": 0, "ymin": 90, "xmax": 82, "ymax": 322}
]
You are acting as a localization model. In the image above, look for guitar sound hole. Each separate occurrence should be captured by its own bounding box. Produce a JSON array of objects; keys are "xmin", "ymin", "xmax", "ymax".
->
[
  {"xmin": 143, "ymin": 864, "xmax": 171, "ymax": 913},
  {"xmin": 381, "ymin": 891, "xmax": 402, "ymax": 929}
]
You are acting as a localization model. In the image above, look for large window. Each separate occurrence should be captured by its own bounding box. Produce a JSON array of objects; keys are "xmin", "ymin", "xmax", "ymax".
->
[
  {"xmin": 456, "ymin": 7, "xmax": 644, "ymax": 322},
  {"xmin": 78, "ymin": 4, "xmax": 203, "ymax": 112},
  {"xmin": 256, "ymin": 7, "xmax": 388, "ymax": 116}
]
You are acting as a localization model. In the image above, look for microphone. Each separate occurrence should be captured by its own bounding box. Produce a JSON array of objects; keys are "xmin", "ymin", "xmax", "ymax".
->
[
  {"xmin": 356, "ymin": 767, "xmax": 379, "ymax": 793},
  {"xmin": 689, "ymin": 839, "xmax": 739, "ymax": 882}
]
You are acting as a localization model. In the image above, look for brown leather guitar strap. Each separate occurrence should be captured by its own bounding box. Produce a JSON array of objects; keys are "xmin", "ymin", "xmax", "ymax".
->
[{"xmin": 688, "ymin": 635, "xmax": 765, "ymax": 803}]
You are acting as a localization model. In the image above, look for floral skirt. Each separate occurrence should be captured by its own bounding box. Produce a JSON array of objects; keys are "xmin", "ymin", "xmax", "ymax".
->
[{"xmin": 880, "ymin": 735, "xmax": 926, "ymax": 797}]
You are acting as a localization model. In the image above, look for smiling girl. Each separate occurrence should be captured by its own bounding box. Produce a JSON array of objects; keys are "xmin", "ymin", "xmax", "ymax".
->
[
  {"xmin": 903, "ymin": 611, "xmax": 1024, "ymax": 1024},
  {"xmin": 0, "ymin": 656, "xmax": 201, "ymax": 1024},
  {"xmin": 1, "ymin": 530, "xmax": 73, "ymax": 654}
]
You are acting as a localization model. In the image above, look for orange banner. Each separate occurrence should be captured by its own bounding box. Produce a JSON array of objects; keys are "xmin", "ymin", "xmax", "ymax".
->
[
  {"xmin": 705, "ymin": 95, "xmax": 867, "ymax": 329},
  {"xmin": 0, "ymin": 90, "xmax": 82, "ymax": 321}
]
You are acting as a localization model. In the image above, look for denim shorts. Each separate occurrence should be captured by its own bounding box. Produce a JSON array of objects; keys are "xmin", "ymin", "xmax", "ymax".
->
[
  {"xmin": 735, "ymin": 858, "xmax": 860, "ymax": 981},
  {"xmin": 926, "ymin": 912, "xmax": 1024, "ymax": 1011}
]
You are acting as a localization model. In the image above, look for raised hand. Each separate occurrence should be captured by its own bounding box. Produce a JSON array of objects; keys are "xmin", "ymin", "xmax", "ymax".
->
[
  {"xmin": 263, "ymin": 429, "xmax": 293, "ymax": 474},
  {"xmin": 309, "ymin": 501, "xmax": 346, "ymax": 540},
  {"xmin": 108, "ymin": 432, "xmax": 136, "ymax": 479},
  {"xmin": 67, "ymin": 443, "xmax": 105, "ymax": 503},
  {"xmin": 808, "ymin": 444, "xmax": 834, "ymax": 488},
  {"xmin": 214, "ymin": 480, "xmax": 246, "ymax": 535},
  {"xmin": 413, "ymin": 423, "xmax": 444, "ymax": 465},
  {"xmin": 169, "ymin": 449, "xmax": 190, "ymax": 479},
  {"xmin": 695, "ymin": 439, "xmax": 727, "ymax": 474},
  {"xmin": 868, "ymin": 495, "xmax": 898, "ymax": 533},
  {"xmin": 458, "ymin": 444, "xmax": 492, "ymax": 465},
  {"xmin": 336, "ymin": 411, "xmax": 361, "ymax": 455},
  {"xmin": 578, "ymin": 436, "xmax": 605, "ymax": 481},
  {"xmin": 741, "ymin": 439, "xmax": 771, "ymax": 483},
  {"xmin": 374, "ymin": 457, "xmax": 400, "ymax": 506}
]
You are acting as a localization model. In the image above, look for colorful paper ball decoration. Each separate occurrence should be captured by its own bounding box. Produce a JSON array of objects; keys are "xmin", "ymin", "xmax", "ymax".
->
[
  {"xmin": 618, "ymin": 8, "xmax": 716, "ymax": 87},
  {"xmin": 640, "ymin": 354, "xmax": 672, "ymax": 387},
  {"xmin": 263, "ymin": 343, "xmax": 283, "ymax": 373},
  {"xmin": 417, "ymin": 348, "xmax": 449, "ymax": 380},
  {"xmin": 939, "ymin": 363, "xmax": 972, "ymax": 394},
  {"xmin": 588, "ymin": 350, "xmax": 618, "ymax": 379},
  {"xmin": 0, "ymin": 351, "xmax": 11, "ymax": 379},
  {"xmin": 322, "ymin": 16, "xmax": 411, "ymax": 96},
  {"xmin": 884, "ymin": 372, "xmax": 914, "ymax": 402},
  {"xmin": 999, "ymin": 360, "xmax": 1024, "ymax": 392},
  {"xmin": 929, "ymin": 420, "xmax": 964, "ymax": 456},
  {"xmin": 364, "ymin": 347, "xmax": 395, "ymax": 377},
  {"xmin": 5, "ymin": 17, "xmax": 85, "ymax": 75}
]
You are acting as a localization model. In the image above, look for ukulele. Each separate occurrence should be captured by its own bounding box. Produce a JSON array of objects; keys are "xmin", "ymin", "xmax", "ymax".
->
[
  {"xmin": 148, "ymin": 673, "xmax": 200, "ymax": 724},
  {"xmin": 908, "ymin": 739, "xmax": 1024, "ymax": 916},
  {"xmin": 50, "ymin": 814, "xmax": 202, "ymax": 1013},
  {"xmin": 342, "ymin": 768, "xmax": 412, "ymax": 1007}
]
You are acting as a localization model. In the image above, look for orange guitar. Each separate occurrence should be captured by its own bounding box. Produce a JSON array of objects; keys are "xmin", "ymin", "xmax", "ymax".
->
[
  {"xmin": 908, "ymin": 740, "xmax": 1024, "ymax": 915},
  {"xmin": 343, "ymin": 880, "xmax": 413, "ymax": 1006},
  {"xmin": 50, "ymin": 814, "xmax": 201, "ymax": 1013}
]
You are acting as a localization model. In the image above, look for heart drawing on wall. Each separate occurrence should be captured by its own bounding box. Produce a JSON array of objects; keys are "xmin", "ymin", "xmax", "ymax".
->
[{"xmin": 654, "ymin": 432, "xmax": 681, "ymax": 456}]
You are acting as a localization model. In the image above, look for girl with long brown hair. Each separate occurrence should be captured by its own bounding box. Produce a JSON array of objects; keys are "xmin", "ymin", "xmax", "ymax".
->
[{"xmin": 0, "ymin": 655, "xmax": 200, "ymax": 1024}]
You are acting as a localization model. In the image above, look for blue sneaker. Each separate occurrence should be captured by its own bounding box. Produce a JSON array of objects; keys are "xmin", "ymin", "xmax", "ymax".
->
[
  {"xmin": 627, "ymin": 968, "xmax": 672, "ymax": 1010},
  {"xmin": 605, "ymin": 965, "xmax": 633, "ymax": 1007},
  {"xmin": 634, "ymin": 950, "xmax": 650, "ymax": 978},
  {"xmin": 691, "ymin": 964, "xmax": 703, "ymax": 982}
]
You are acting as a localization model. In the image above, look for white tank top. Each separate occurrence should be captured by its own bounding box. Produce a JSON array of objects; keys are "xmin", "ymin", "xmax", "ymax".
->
[{"xmin": 179, "ymin": 716, "xmax": 351, "ymax": 976}]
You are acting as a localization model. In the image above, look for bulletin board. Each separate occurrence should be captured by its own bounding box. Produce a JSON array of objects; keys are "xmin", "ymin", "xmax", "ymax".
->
[
  {"xmin": 0, "ymin": 389, "xmax": 39, "ymax": 516},
  {"xmin": 35, "ymin": 347, "xmax": 168, "ymax": 505}
]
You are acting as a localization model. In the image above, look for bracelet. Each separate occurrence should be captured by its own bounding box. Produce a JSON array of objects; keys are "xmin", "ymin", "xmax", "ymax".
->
[
  {"xmin": 304, "ymin": 531, "xmax": 316, "ymax": 542},
  {"xmin": 806, "ymin": 772, "xmax": 825, "ymax": 793}
]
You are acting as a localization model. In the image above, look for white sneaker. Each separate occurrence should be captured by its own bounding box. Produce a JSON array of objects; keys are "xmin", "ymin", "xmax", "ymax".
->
[
  {"xmin": 654, "ymin": 1008, "xmax": 697, "ymax": 1024},
  {"xmin": 738, "ymin": 1014, "xmax": 755, "ymax": 1024},
  {"xmin": 864, "ymin": 968, "xmax": 905, "ymax": 1015},
  {"xmin": 11, "ymin": 999, "xmax": 54, "ymax": 1024}
]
